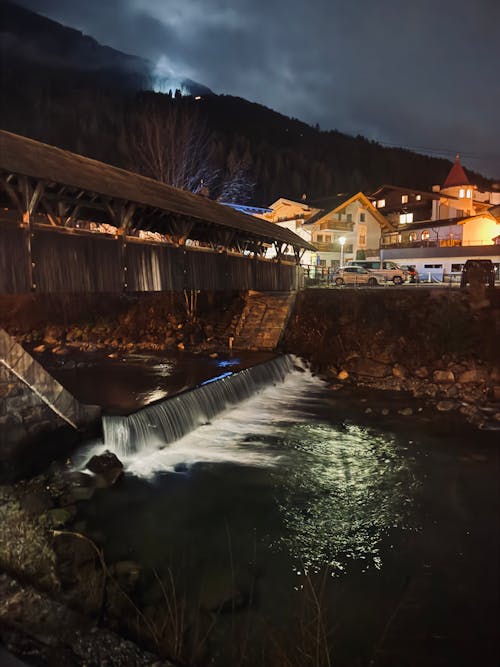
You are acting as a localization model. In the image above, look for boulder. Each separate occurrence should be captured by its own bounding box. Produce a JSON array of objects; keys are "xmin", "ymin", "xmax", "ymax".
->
[
  {"xmin": 458, "ymin": 368, "xmax": 489, "ymax": 384},
  {"xmin": 433, "ymin": 369, "xmax": 455, "ymax": 384},
  {"xmin": 86, "ymin": 451, "xmax": 124, "ymax": 486},
  {"xmin": 337, "ymin": 370, "xmax": 349, "ymax": 381},
  {"xmin": 414, "ymin": 366, "xmax": 429, "ymax": 379},
  {"xmin": 392, "ymin": 363, "xmax": 407, "ymax": 379},
  {"xmin": 348, "ymin": 358, "xmax": 392, "ymax": 378},
  {"xmin": 436, "ymin": 400, "xmax": 457, "ymax": 412},
  {"xmin": 398, "ymin": 407, "xmax": 413, "ymax": 416}
]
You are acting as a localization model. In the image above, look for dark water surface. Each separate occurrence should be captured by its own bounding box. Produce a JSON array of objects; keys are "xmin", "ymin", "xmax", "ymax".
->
[
  {"xmin": 71, "ymin": 362, "xmax": 498, "ymax": 666},
  {"xmin": 41, "ymin": 349, "xmax": 276, "ymax": 414}
]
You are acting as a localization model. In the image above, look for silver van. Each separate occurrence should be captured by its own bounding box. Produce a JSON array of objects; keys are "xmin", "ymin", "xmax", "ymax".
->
[{"xmin": 346, "ymin": 260, "xmax": 407, "ymax": 284}]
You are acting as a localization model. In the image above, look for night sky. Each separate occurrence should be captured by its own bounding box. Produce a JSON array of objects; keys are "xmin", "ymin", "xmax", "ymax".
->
[{"xmin": 16, "ymin": 0, "xmax": 500, "ymax": 178}]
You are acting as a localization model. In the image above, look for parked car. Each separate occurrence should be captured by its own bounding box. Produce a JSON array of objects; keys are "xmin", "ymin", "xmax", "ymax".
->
[
  {"xmin": 334, "ymin": 266, "xmax": 383, "ymax": 286},
  {"xmin": 346, "ymin": 260, "xmax": 407, "ymax": 284},
  {"xmin": 460, "ymin": 259, "xmax": 496, "ymax": 288}
]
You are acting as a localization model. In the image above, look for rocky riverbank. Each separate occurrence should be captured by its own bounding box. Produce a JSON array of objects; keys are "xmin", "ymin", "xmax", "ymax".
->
[
  {"xmin": 2, "ymin": 292, "xmax": 244, "ymax": 358},
  {"xmin": 0, "ymin": 458, "xmax": 176, "ymax": 666},
  {"xmin": 284, "ymin": 287, "xmax": 500, "ymax": 429}
]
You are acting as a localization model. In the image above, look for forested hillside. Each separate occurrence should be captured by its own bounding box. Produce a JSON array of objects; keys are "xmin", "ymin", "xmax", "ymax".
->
[{"xmin": 0, "ymin": 1, "xmax": 492, "ymax": 205}]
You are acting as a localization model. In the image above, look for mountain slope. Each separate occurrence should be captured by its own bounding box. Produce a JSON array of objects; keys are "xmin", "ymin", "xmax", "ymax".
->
[{"xmin": 0, "ymin": 1, "xmax": 493, "ymax": 204}]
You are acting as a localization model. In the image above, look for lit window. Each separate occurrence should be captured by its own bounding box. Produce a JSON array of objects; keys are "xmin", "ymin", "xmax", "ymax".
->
[
  {"xmin": 401, "ymin": 195, "xmax": 408, "ymax": 204},
  {"xmin": 399, "ymin": 213, "xmax": 414, "ymax": 224},
  {"xmin": 397, "ymin": 234, "xmax": 402, "ymax": 243},
  {"xmin": 459, "ymin": 188, "xmax": 465, "ymax": 198},
  {"xmin": 377, "ymin": 199, "xmax": 386, "ymax": 208},
  {"xmin": 415, "ymin": 194, "xmax": 422, "ymax": 201},
  {"xmin": 409, "ymin": 232, "xmax": 417, "ymax": 242},
  {"xmin": 421, "ymin": 230, "xmax": 430, "ymax": 241},
  {"xmin": 466, "ymin": 189, "xmax": 471, "ymax": 198}
]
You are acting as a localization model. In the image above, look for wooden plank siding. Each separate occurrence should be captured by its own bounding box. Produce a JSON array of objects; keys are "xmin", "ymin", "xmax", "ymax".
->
[
  {"xmin": 0, "ymin": 225, "xmax": 299, "ymax": 294},
  {"xmin": 0, "ymin": 225, "xmax": 31, "ymax": 293}
]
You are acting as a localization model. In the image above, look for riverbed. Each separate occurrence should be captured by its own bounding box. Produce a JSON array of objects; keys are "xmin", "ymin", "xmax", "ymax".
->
[{"xmin": 62, "ymin": 357, "xmax": 499, "ymax": 667}]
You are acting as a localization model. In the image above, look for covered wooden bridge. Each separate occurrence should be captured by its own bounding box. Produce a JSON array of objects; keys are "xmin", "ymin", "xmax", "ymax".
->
[{"xmin": 0, "ymin": 131, "xmax": 314, "ymax": 294}]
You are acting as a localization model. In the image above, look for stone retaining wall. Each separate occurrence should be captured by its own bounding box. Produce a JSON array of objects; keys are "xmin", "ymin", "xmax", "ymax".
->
[{"xmin": 0, "ymin": 329, "xmax": 100, "ymax": 480}]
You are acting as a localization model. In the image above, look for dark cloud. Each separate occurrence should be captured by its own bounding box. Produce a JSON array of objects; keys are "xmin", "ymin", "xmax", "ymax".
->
[{"xmin": 16, "ymin": 0, "xmax": 500, "ymax": 177}]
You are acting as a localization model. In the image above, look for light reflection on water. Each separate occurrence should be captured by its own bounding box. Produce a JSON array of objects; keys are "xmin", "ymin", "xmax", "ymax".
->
[{"xmin": 271, "ymin": 422, "xmax": 417, "ymax": 573}]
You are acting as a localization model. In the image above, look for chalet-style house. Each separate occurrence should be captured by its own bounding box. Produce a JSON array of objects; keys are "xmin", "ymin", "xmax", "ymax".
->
[
  {"xmin": 259, "ymin": 193, "xmax": 391, "ymax": 268},
  {"xmin": 306, "ymin": 192, "xmax": 392, "ymax": 268}
]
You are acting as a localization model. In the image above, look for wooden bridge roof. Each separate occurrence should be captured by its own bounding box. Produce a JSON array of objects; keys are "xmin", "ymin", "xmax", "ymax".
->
[{"xmin": 0, "ymin": 130, "xmax": 315, "ymax": 252}]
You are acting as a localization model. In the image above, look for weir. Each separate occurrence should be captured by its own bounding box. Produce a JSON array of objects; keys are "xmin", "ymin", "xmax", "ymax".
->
[{"xmin": 102, "ymin": 354, "xmax": 295, "ymax": 456}]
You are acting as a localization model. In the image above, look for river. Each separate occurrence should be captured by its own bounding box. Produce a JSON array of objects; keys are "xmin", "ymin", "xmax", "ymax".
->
[{"xmin": 47, "ymin": 352, "xmax": 499, "ymax": 666}]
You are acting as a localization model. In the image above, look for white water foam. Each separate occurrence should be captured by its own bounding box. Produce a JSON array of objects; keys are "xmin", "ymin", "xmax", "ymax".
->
[{"xmin": 79, "ymin": 360, "xmax": 326, "ymax": 478}]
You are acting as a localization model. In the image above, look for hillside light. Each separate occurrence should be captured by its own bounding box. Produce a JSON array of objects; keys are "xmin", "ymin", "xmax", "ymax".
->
[{"xmin": 339, "ymin": 236, "xmax": 346, "ymax": 267}]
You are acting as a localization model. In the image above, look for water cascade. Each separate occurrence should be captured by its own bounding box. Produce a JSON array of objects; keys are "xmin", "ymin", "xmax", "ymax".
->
[{"xmin": 102, "ymin": 355, "xmax": 296, "ymax": 457}]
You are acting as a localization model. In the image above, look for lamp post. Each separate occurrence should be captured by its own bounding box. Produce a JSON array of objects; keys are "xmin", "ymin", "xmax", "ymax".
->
[{"xmin": 339, "ymin": 236, "xmax": 346, "ymax": 268}]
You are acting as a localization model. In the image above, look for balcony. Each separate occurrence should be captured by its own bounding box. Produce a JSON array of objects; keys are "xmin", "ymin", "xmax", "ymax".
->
[{"xmin": 314, "ymin": 242, "xmax": 353, "ymax": 253}]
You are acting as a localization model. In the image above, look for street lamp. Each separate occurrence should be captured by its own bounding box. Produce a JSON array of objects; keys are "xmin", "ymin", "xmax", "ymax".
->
[{"xmin": 339, "ymin": 236, "xmax": 346, "ymax": 268}]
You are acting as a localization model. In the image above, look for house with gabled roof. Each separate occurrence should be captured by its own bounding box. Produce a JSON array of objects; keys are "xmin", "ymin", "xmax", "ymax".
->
[{"xmin": 306, "ymin": 191, "xmax": 393, "ymax": 268}]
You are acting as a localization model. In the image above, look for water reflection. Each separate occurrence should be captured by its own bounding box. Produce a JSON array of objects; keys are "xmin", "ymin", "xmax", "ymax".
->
[{"xmin": 273, "ymin": 422, "xmax": 417, "ymax": 573}]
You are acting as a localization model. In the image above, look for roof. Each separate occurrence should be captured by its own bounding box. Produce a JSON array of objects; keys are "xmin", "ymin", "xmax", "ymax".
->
[
  {"xmin": 488, "ymin": 204, "xmax": 500, "ymax": 220},
  {"xmin": 443, "ymin": 155, "xmax": 470, "ymax": 188},
  {"xmin": 0, "ymin": 130, "xmax": 315, "ymax": 251},
  {"xmin": 370, "ymin": 184, "xmax": 441, "ymax": 200},
  {"xmin": 309, "ymin": 191, "xmax": 394, "ymax": 232},
  {"xmin": 388, "ymin": 213, "xmax": 497, "ymax": 233}
]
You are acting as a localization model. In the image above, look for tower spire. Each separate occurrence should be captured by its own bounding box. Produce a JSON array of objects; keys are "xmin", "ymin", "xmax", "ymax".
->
[{"xmin": 444, "ymin": 154, "xmax": 470, "ymax": 188}]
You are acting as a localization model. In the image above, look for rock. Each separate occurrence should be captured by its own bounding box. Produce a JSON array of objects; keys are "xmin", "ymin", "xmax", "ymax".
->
[
  {"xmin": 392, "ymin": 363, "xmax": 407, "ymax": 379},
  {"xmin": 433, "ymin": 370, "xmax": 455, "ymax": 384},
  {"xmin": 436, "ymin": 400, "xmax": 456, "ymax": 412},
  {"xmin": 45, "ymin": 506, "xmax": 77, "ymax": 528},
  {"xmin": 52, "ymin": 346, "xmax": 70, "ymax": 356},
  {"xmin": 492, "ymin": 386, "xmax": 500, "ymax": 401},
  {"xmin": 348, "ymin": 358, "xmax": 392, "ymax": 378},
  {"xmin": 107, "ymin": 353, "xmax": 119, "ymax": 359},
  {"xmin": 43, "ymin": 325, "xmax": 63, "ymax": 345},
  {"xmin": 445, "ymin": 385, "xmax": 460, "ymax": 398},
  {"xmin": 209, "ymin": 352, "xmax": 218, "ymax": 359},
  {"xmin": 177, "ymin": 342, "xmax": 185, "ymax": 351},
  {"xmin": 337, "ymin": 370, "xmax": 349, "ymax": 381},
  {"xmin": 364, "ymin": 408, "xmax": 373, "ymax": 414},
  {"xmin": 398, "ymin": 407, "xmax": 413, "ymax": 416},
  {"xmin": 86, "ymin": 451, "xmax": 124, "ymax": 486},
  {"xmin": 490, "ymin": 368, "xmax": 500, "ymax": 383},
  {"xmin": 458, "ymin": 369, "xmax": 489, "ymax": 384},
  {"xmin": 33, "ymin": 344, "xmax": 46, "ymax": 353},
  {"xmin": 414, "ymin": 366, "xmax": 429, "ymax": 379},
  {"xmin": 381, "ymin": 408, "xmax": 390, "ymax": 416}
]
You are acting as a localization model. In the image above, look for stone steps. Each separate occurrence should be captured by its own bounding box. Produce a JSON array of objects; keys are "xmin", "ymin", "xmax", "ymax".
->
[{"xmin": 233, "ymin": 291, "xmax": 296, "ymax": 351}]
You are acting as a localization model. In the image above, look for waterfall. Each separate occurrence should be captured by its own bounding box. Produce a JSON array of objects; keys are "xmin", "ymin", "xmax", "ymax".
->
[{"xmin": 102, "ymin": 355, "xmax": 296, "ymax": 456}]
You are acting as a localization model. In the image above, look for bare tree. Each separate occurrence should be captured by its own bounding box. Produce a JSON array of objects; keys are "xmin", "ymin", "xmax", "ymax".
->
[
  {"xmin": 129, "ymin": 102, "xmax": 215, "ymax": 193},
  {"xmin": 128, "ymin": 101, "xmax": 255, "ymax": 203}
]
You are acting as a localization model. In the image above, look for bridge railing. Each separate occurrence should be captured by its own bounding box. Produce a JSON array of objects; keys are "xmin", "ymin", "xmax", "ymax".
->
[{"xmin": 0, "ymin": 222, "xmax": 300, "ymax": 294}]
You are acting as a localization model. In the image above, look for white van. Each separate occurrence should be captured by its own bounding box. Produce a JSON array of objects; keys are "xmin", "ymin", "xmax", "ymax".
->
[{"xmin": 346, "ymin": 260, "xmax": 407, "ymax": 284}]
